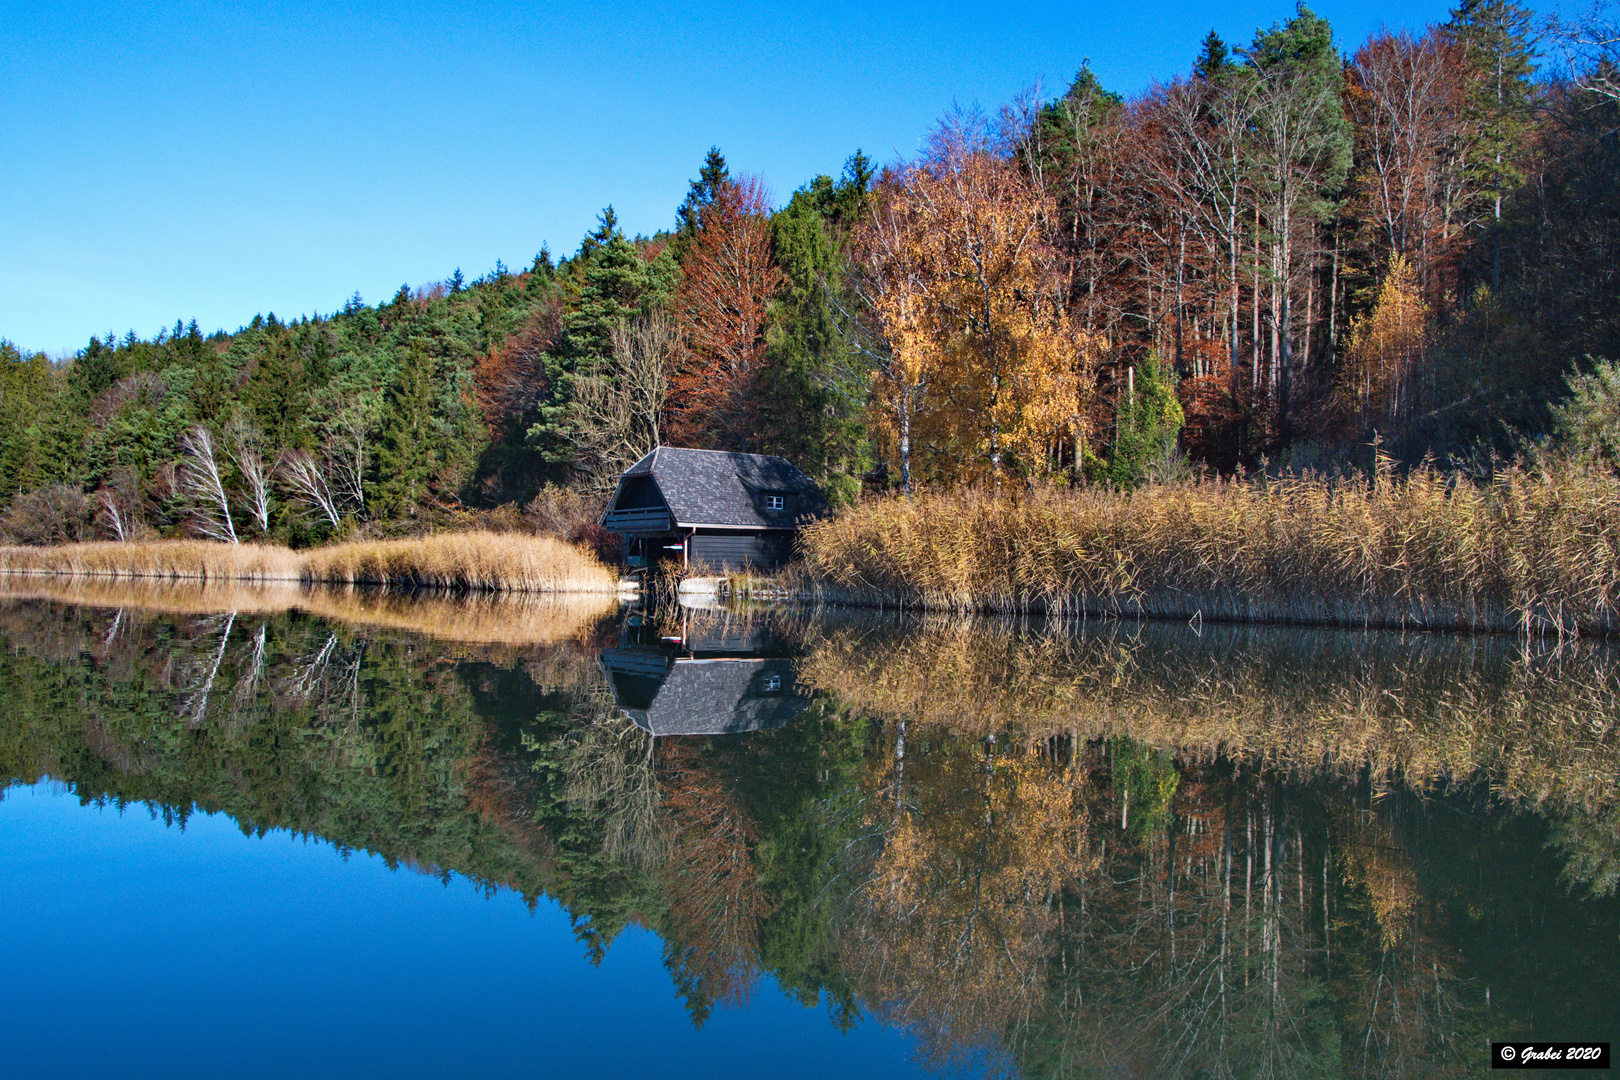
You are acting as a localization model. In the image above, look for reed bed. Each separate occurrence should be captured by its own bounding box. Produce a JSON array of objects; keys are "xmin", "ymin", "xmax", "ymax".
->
[
  {"xmin": 0, "ymin": 540, "xmax": 303, "ymax": 581},
  {"xmin": 796, "ymin": 460, "xmax": 1620, "ymax": 635},
  {"xmin": 300, "ymin": 532, "xmax": 617, "ymax": 592},
  {"xmin": 0, "ymin": 531, "xmax": 618, "ymax": 594}
]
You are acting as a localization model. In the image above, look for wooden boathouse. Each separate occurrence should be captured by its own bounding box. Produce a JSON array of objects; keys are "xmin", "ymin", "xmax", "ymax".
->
[{"xmin": 599, "ymin": 447, "xmax": 829, "ymax": 574}]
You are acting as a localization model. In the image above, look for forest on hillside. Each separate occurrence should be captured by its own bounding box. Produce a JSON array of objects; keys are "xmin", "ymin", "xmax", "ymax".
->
[{"xmin": 4, "ymin": 0, "xmax": 1620, "ymax": 547}]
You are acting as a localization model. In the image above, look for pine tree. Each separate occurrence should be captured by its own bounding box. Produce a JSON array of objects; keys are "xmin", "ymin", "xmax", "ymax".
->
[
  {"xmin": 527, "ymin": 210, "xmax": 666, "ymax": 470},
  {"xmin": 1194, "ymin": 30, "xmax": 1234, "ymax": 82},
  {"xmin": 753, "ymin": 169, "xmax": 872, "ymax": 494},
  {"xmin": 372, "ymin": 344, "xmax": 439, "ymax": 517},
  {"xmin": 675, "ymin": 147, "xmax": 731, "ymax": 239},
  {"xmin": 1445, "ymin": 0, "xmax": 1537, "ymax": 288},
  {"xmin": 243, "ymin": 332, "xmax": 308, "ymax": 450},
  {"xmin": 565, "ymin": 209, "xmax": 660, "ymax": 363}
]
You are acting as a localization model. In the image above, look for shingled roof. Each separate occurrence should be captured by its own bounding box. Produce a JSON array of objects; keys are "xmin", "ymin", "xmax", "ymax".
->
[{"xmin": 615, "ymin": 447, "xmax": 829, "ymax": 529}]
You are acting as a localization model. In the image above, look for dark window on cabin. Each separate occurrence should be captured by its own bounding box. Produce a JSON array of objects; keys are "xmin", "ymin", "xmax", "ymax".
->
[
  {"xmin": 760, "ymin": 492, "xmax": 790, "ymax": 513},
  {"xmin": 616, "ymin": 475, "xmax": 664, "ymax": 510}
]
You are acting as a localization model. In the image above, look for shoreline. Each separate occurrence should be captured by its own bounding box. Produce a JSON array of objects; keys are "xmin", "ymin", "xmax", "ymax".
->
[{"xmin": 0, "ymin": 532, "xmax": 621, "ymax": 594}]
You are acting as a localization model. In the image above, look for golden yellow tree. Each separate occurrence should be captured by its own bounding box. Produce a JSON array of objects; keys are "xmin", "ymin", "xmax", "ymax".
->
[
  {"xmin": 1339, "ymin": 255, "xmax": 1428, "ymax": 430},
  {"xmin": 857, "ymin": 148, "xmax": 1090, "ymax": 485}
]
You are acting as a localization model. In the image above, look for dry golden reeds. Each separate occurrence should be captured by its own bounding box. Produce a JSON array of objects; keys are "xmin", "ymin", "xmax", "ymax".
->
[
  {"xmin": 0, "ymin": 540, "xmax": 303, "ymax": 581},
  {"xmin": 796, "ymin": 460, "xmax": 1620, "ymax": 635},
  {"xmin": 0, "ymin": 531, "xmax": 618, "ymax": 594},
  {"xmin": 300, "ymin": 532, "xmax": 616, "ymax": 592},
  {"xmin": 294, "ymin": 587, "xmax": 616, "ymax": 645}
]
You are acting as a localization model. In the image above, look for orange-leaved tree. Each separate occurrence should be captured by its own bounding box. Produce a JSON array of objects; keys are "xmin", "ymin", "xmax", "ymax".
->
[
  {"xmin": 473, "ymin": 296, "xmax": 563, "ymax": 439},
  {"xmin": 856, "ymin": 138, "xmax": 1087, "ymax": 486},
  {"xmin": 667, "ymin": 176, "xmax": 784, "ymax": 450}
]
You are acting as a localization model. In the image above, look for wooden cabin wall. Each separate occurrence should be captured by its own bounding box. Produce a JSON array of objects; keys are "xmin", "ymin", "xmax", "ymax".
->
[{"xmin": 688, "ymin": 532, "xmax": 794, "ymax": 573}]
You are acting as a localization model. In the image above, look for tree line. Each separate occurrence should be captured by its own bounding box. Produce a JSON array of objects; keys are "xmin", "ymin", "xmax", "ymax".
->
[{"xmin": 3, "ymin": 0, "xmax": 1618, "ymax": 544}]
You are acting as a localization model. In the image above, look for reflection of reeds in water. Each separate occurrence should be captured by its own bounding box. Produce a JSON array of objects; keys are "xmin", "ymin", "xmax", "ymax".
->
[
  {"xmin": 0, "ymin": 576, "xmax": 618, "ymax": 646},
  {"xmin": 796, "ymin": 465, "xmax": 1620, "ymax": 635},
  {"xmin": 791, "ymin": 613, "xmax": 1620, "ymax": 811},
  {"xmin": 0, "ymin": 532, "xmax": 617, "ymax": 593},
  {"xmin": 296, "ymin": 588, "xmax": 617, "ymax": 646}
]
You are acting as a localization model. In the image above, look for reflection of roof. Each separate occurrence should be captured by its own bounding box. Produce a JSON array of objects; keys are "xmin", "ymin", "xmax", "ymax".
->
[
  {"xmin": 618, "ymin": 448, "xmax": 828, "ymax": 529},
  {"xmin": 600, "ymin": 650, "xmax": 811, "ymax": 736}
]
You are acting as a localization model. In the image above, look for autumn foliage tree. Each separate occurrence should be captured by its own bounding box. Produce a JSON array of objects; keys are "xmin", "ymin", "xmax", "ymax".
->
[
  {"xmin": 656, "ymin": 739, "xmax": 772, "ymax": 1023},
  {"xmin": 474, "ymin": 298, "xmax": 563, "ymax": 438},
  {"xmin": 1339, "ymin": 254, "xmax": 1429, "ymax": 430},
  {"xmin": 667, "ymin": 176, "xmax": 785, "ymax": 450},
  {"xmin": 1345, "ymin": 29, "xmax": 1473, "ymax": 299},
  {"xmin": 857, "ymin": 130, "xmax": 1091, "ymax": 486}
]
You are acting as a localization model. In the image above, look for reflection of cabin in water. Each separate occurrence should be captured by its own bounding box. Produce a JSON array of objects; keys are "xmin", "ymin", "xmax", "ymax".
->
[
  {"xmin": 598, "ymin": 613, "xmax": 812, "ymax": 736},
  {"xmin": 599, "ymin": 448, "xmax": 829, "ymax": 574}
]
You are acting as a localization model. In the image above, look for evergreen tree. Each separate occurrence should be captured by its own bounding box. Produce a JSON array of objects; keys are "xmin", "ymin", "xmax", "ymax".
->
[
  {"xmin": 243, "ymin": 332, "xmax": 310, "ymax": 450},
  {"xmin": 675, "ymin": 147, "xmax": 731, "ymax": 240},
  {"xmin": 525, "ymin": 210, "xmax": 667, "ymax": 470},
  {"xmin": 372, "ymin": 344, "xmax": 439, "ymax": 517},
  {"xmin": 1445, "ymin": 0, "xmax": 1538, "ymax": 288},
  {"xmin": 754, "ymin": 168, "xmax": 873, "ymax": 497},
  {"xmin": 1102, "ymin": 355, "xmax": 1185, "ymax": 487},
  {"xmin": 565, "ymin": 209, "xmax": 663, "ymax": 363},
  {"xmin": 1194, "ymin": 30, "xmax": 1234, "ymax": 82}
]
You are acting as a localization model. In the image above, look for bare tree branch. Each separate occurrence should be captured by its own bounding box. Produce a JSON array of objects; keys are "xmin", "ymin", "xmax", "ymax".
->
[
  {"xmin": 280, "ymin": 450, "xmax": 342, "ymax": 530},
  {"xmin": 226, "ymin": 418, "xmax": 273, "ymax": 534},
  {"xmin": 178, "ymin": 426, "xmax": 238, "ymax": 544}
]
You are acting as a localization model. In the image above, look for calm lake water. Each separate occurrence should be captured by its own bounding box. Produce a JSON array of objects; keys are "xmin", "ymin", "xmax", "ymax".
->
[{"xmin": 1, "ymin": 587, "xmax": 1617, "ymax": 1078}]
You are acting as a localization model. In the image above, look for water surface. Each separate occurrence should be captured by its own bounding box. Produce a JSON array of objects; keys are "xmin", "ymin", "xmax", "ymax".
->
[{"xmin": 1, "ymin": 587, "xmax": 1616, "ymax": 1078}]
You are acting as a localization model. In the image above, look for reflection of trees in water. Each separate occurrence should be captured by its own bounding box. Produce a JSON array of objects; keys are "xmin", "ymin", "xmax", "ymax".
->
[
  {"xmin": 557, "ymin": 691, "xmax": 663, "ymax": 873},
  {"xmin": 846, "ymin": 731, "xmax": 1086, "ymax": 1073},
  {"xmin": 1, "ymin": 599, "xmax": 1616, "ymax": 1076},
  {"xmin": 657, "ymin": 737, "xmax": 774, "ymax": 1021},
  {"xmin": 1329, "ymin": 797, "xmax": 1474, "ymax": 1080},
  {"xmin": 1551, "ymin": 803, "xmax": 1620, "ymax": 899},
  {"xmin": 843, "ymin": 729, "xmax": 1481, "ymax": 1080},
  {"xmin": 0, "ymin": 598, "xmax": 601, "ymax": 893},
  {"xmin": 794, "ymin": 614, "xmax": 1620, "ymax": 811}
]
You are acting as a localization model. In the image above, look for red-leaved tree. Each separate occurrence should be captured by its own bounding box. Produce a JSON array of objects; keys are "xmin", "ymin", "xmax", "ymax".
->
[
  {"xmin": 474, "ymin": 296, "xmax": 564, "ymax": 438},
  {"xmin": 666, "ymin": 176, "xmax": 784, "ymax": 449}
]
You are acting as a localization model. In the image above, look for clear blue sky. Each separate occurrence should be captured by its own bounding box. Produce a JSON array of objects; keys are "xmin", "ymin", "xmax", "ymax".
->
[{"xmin": 2, "ymin": 0, "xmax": 1540, "ymax": 356}]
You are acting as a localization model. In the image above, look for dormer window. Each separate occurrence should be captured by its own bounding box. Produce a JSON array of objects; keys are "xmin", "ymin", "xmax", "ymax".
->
[{"xmin": 763, "ymin": 494, "xmax": 785, "ymax": 512}]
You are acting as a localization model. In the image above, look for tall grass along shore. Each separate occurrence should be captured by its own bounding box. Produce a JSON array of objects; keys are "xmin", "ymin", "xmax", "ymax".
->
[
  {"xmin": 0, "ymin": 531, "xmax": 617, "ymax": 594},
  {"xmin": 795, "ymin": 461, "xmax": 1620, "ymax": 636}
]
